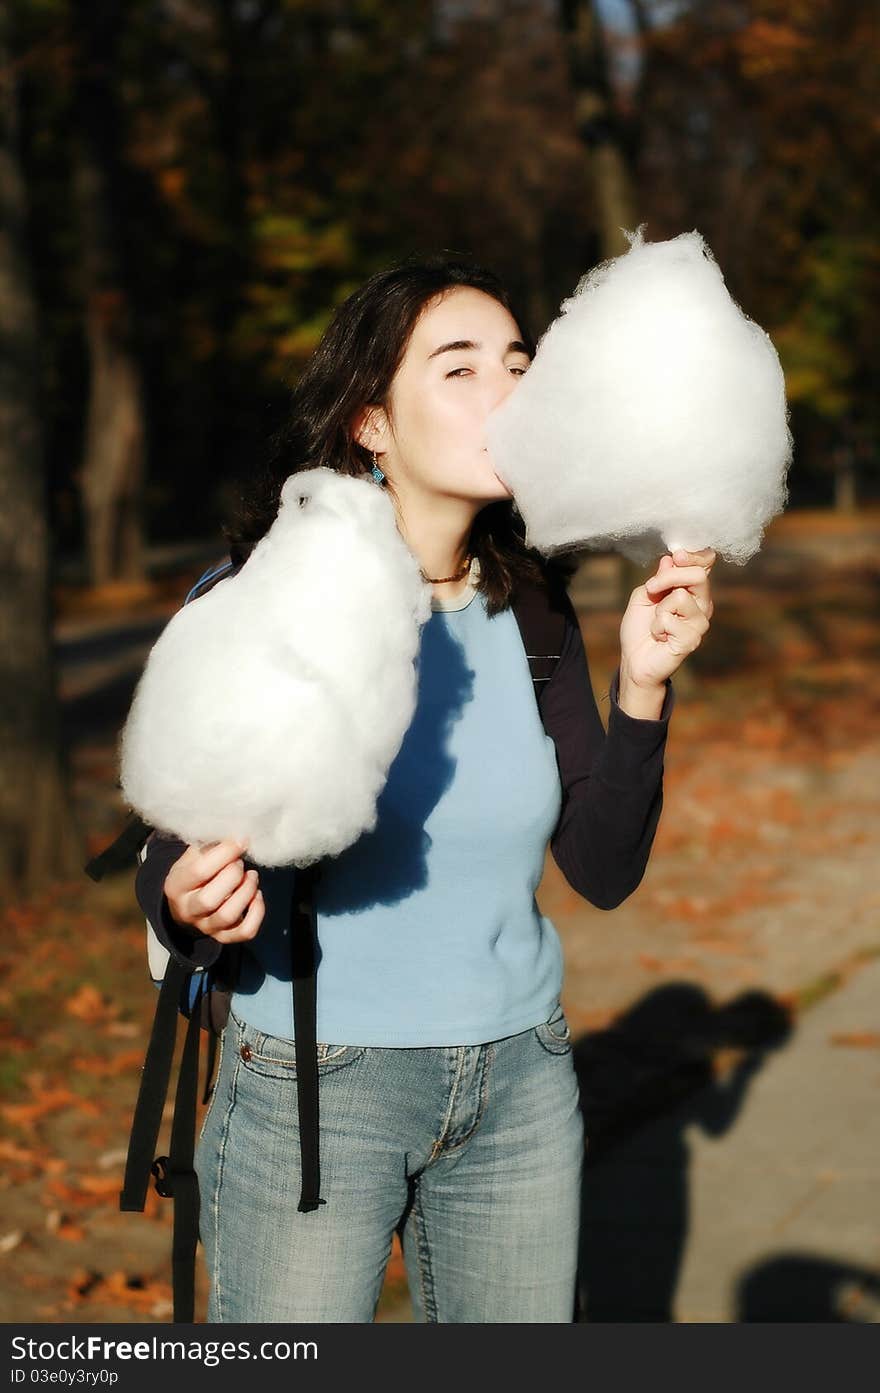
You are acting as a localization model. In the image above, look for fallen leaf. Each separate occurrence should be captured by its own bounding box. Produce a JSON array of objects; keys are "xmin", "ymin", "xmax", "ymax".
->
[
  {"xmin": 829, "ymin": 1031, "xmax": 880, "ymax": 1049},
  {"xmin": 66, "ymin": 1268, "xmax": 174, "ymax": 1314},
  {"xmin": 2, "ymin": 1088, "xmax": 82, "ymax": 1129},
  {"xmin": 65, "ymin": 984, "xmax": 118, "ymax": 1024},
  {"xmin": 71, "ymin": 1049, "xmax": 146, "ymax": 1078},
  {"xmin": 56, "ymin": 1218, "xmax": 87, "ymax": 1242},
  {"xmin": 0, "ymin": 1139, "xmax": 42, "ymax": 1166}
]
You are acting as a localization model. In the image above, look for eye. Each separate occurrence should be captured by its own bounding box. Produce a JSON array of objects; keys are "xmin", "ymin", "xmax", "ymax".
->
[{"xmin": 445, "ymin": 364, "xmax": 530, "ymax": 378}]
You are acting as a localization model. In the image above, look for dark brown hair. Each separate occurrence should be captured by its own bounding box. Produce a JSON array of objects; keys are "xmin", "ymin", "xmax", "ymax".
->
[{"xmin": 221, "ymin": 250, "xmax": 577, "ymax": 616}]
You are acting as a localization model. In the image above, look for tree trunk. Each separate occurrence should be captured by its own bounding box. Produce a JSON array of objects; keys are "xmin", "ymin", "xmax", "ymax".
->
[
  {"xmin": 71, "ymin": 0, "xmax": 146, "ymax": 588},
  {"xmin": 832, "ymin": 444, "xmax": 857, "ymax": 513},
  {"xmin": 0, "ymin": 25, "xmax": 85, "ymax": 899},
  {"xmin": 559, "ymin": 0, "xmax": 645, "ymax": 607},
  {"xmin": 560, "ymin": 0, "xmax": 641, "ymax": 259}
]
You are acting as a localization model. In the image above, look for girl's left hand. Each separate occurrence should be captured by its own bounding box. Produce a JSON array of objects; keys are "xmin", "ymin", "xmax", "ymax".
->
[{"xmin": 619, "ymin": 547, "xmax": 716, "ymax": 689}]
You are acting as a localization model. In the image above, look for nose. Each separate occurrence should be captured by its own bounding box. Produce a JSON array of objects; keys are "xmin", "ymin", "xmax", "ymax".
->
[
  {"xmin": 483, "ymin": 370, "xmax": 520, "ymax": 458},
  {"xmin": 488, "ymin": 363, "xmax": 521, "ymax": 414}
]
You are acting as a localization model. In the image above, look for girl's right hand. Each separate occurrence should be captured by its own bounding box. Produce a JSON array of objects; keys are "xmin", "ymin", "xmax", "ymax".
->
[{"xmin": 164, "ymin": 839, "xmax": 265, "ymax": 944}]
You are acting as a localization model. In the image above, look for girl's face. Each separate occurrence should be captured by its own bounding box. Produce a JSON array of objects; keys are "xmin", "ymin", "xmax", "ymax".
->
[{"xmin": 374, "ymin": 285, "xmax": 531, "ymax": 504}]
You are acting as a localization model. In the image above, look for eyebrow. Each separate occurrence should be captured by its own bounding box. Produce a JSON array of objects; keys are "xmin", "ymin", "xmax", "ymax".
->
[{"xmin": 427, "ymin": 339, "xmax": 531, "ymax": 360}]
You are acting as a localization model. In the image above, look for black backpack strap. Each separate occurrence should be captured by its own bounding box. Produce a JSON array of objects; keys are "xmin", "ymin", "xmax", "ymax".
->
[
  {"xmin": 153, "ymin": 983, "xmax": 204, "ymax": 1323},
  {"xmin": 119, "ymin": 961, "xmax": 205, "ymax": 1323},
  {"xmin": 511, "ymin": 571, "xmax": 570, "ymax": 706},
  {"xmin": 291, "ymin": 861, "xmax": 327, "ymax": 1214},
  {"xmin": 84, "ymin": 810, "xmax": 154, "ymax": 881},
  {"xmin": 119, "ymin": 956, "xmax": 192, "ymax": 1212}
]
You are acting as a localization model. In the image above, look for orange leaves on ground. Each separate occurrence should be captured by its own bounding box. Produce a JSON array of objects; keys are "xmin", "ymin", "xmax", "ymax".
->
[
  {"xmin": 739, "ymin": 714, "xmax": 798, "ymax": 749},
  {"xmin": 71, "ymin": 1048, "xmax": 145, "ymax": 1078},
  {"xmin": 562, "ymin": 1003, "xmax": 617, "ymax": 1035},
  {"xmin": 65, "ymin": 984, "xmax": 118, "ymax": 1024},
  {"xmin": 2, "ymin": 1087, "xmax": 89, "ymax": 1130},
  {"xmin": 688, "ymin": 930, "xmax": 763, "ymax": 957},
  {"xmin": 66, "ymin": 1267, "xmax": 173, "ymax": 1318},
  {"xmin": 655, "ymin": 775, "xmax": 810, "ymax": 861},
  {"xmin": 2, "ymin": 1067, "xmax": 104, "ymax": 1131},
  {"xmin": 829, "ymin": 1031, "xmax": 880, "ymax": 1049},
  {"xmin": 49, "ymin": 1214, "xmax": 88, "ymax": 1242},
  {"xmin": 637, "ymin": 951, "xmax": 760, "ymax": 986},
  {"xmin": 638, "ymin": 952, "xmax": 702, "ymax": 975},
  {"xmin": 103, "ymin": 1019, "xmax": 142, "ymax": 1039},
  {"xmin": 649, "ymin": 876, "xmax": 799, "ymax": 928},
  {"xmin": 42, "ymin": 1174, "xmax": 125, "ymax": 1245},
  {"xmin": 0, "ymin": 1138, "xmax": 66, "ymax": 1179},
  {"xmin": 0, "ymin": 1023, "xmax": 31, "ymax": 1055},
  {"xmin": 2, "ymin": 902, "xmax": 40, "ymax": 935},
  {"xmin": 45, "ymin": 1174, "xmax": 122, "ymax": 1207},
  {"xmin": 0, "ymin": 1139, "xmax": 43, "ymax": 1167}
]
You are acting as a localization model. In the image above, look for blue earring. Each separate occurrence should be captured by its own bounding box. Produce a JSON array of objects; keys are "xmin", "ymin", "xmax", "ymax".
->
[{"xmin": 370, "ymin": 451, "xmax": 385, "ymax": 485}]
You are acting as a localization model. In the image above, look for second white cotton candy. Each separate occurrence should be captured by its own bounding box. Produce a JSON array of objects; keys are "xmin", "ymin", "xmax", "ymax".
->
[{"xmin": 486, "ymin": 225, "xmax": 792, "ymax": 566}]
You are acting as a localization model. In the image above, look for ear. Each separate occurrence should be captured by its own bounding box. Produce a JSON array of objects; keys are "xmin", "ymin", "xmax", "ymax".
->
[{"xmin": 351, "ymin": 404, "xmax": 387, "ymax": 454}]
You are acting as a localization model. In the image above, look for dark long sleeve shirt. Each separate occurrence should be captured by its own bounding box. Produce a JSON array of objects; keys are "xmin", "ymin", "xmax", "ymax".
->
[{"xmin": 543, "ymin": 587, "xmax": 675, "ymax": 911}]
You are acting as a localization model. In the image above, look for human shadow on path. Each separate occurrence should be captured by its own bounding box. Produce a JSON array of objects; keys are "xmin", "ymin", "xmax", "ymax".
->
[
  {"xmin": 735, "ymin": 1254, "xmax": 880, "ymax": 1321},
  {"xmin": 573, "ymin": 983, "xmax": 791, "ymax": 1322}
]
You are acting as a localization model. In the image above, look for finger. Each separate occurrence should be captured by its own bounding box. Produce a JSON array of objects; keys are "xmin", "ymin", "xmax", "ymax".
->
[
  {"xmin": 657, "ymin": 601, "xmax": 708, "ymax": 635},
  {"xmin": 192, "ymin": 868, "xmax": 262, "ymax": 938},
  {"xmin": 673, "ymin": 547, "xmax": 716, "ymax": 567},
  {"xmin": 186, "ymin": 838, "xmax": 250, "ymax": 887},
  {"xmin": 665, "ymin": 587, "xmax": 709, "ymax": 620},
  {"xmin": 663, "ymin": 593, "xmax": 711, "ymax": 629},
  {"xmin": 654, "ymin": 610, "xmax": 705, "ymax": 653},
  {"xmin": 202, "ymin": 883, "xmax": 266, "ymax": 946},
  {"xmin": 185, "ymin": 858, "xmax": 249, "ymax": 918},
  {"xmin": 645, "ymin": 565, "xmax": 709, "ymax": 595}
]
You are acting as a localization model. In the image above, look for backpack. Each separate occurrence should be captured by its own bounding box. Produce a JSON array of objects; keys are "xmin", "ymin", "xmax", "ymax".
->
[{"xmin": 85, "ymin": 550, "xmax": 571, "ymax": 1322}]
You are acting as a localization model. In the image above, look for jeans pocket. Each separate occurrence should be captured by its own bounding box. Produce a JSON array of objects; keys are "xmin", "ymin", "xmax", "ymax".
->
[
  {"xmin": 232, "ymin": 1008, "xmax": 365, "ymax": 1082},
  {"xmin": 534, "ymin": 1003, "xmax": 572, "ymax": 1055}
]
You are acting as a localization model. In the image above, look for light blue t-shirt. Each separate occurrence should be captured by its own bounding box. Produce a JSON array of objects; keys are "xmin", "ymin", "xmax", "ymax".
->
[{"xmin": 232, "ymin": 564, "xmax": 565, "ymax": 1046}]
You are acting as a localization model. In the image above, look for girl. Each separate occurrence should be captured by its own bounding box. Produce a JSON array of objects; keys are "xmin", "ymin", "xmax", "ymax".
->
[{"xmin": 136, "ymin": 251, "xmax": 714, "ymax": 1322}]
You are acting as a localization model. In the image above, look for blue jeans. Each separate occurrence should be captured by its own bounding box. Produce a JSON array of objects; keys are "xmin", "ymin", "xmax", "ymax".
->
[{"xmin": 195, "ymin": 1003, "xmax": 584, "ymax": 1323}]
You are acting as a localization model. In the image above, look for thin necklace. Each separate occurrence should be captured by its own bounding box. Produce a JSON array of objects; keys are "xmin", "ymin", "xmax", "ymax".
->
[{"xmin": 421, "ymin": 556, "xmax": 472, "ymax": 585}]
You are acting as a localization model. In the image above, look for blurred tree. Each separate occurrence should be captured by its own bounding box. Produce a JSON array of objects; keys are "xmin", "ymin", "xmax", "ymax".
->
[
  {"xmin": 69, "ymin": 0, "xmax": 147, "ymax": 585},
  {"xmin": 559, "ymin": 0, "xmax": 640, "ymax": 259},
  {"xmin": 0, "ymin": 12, "xmax": 84, "ymax": 895}
]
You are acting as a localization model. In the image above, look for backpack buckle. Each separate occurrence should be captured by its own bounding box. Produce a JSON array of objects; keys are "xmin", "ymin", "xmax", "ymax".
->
[{"xmin": 151, "ymin": 1155, "xmax": 173, "ymax": 1198}]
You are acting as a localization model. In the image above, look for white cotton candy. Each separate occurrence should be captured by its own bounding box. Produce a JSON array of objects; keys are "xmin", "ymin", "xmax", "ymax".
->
[
  {"xmin": 118, "ymin": 468, "xmax": 432, "ymax": 867},
  {"xmin": 486, "ymin": 226, "xmax": 792, "ymax": 566}
]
